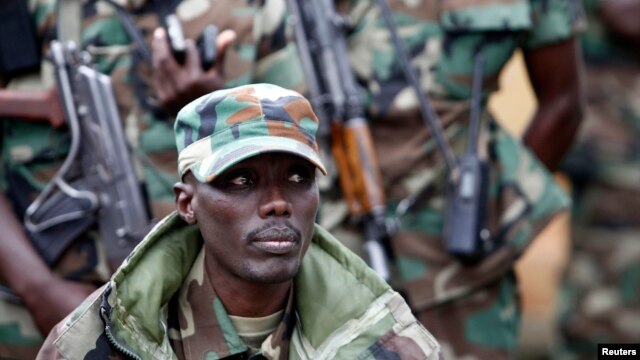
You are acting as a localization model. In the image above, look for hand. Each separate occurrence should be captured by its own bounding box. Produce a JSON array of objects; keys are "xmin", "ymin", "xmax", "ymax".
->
[
  {"xmin": 23, "ymin": 276, "xmax": 97, "ymax": 334},
  {"xmin": 152, "ymin": 27, "xmax": 237, "ymax": 115}
]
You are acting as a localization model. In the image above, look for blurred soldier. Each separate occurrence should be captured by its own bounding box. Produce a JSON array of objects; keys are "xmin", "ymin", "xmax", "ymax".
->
[
  {"xmin": 307, "ymin": 0, "xmax": 585, "ymax": 358},
  {"xmin": 37, "ymin": 83, "xmax": 442, "ymax": 360},
  {"xmin": 0, "ymin": 1, "xmax": 301, "ymax": 358},
  {"xmin": 554, "ymin": 0, "xmax": 640, "ymax": 357}
]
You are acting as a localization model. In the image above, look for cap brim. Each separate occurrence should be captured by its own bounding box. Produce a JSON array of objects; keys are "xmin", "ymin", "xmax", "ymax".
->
[{"xmin": 186, "ymin": 136, "xmax": 327, "ymax": 183}]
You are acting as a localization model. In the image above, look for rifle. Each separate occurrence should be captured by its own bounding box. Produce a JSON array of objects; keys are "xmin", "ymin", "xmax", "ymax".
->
[
  {"xmin": 18, "ymin": 41, "xmax": 151, "ymax": 271},
  {"xmin": 287, "ymin": 0, "xmax": 394, "ymax": 280}
]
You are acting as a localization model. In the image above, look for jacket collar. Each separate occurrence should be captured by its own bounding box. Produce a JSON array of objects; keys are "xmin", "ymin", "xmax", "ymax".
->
[{"xmin": 102, "ymin": 212, "xmax": 390, "ymax": 359}]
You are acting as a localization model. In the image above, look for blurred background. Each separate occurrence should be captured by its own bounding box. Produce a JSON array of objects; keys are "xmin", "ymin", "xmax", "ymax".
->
[{"xmin": 489, "ymin": 50, "xmax": 572, "ymax": 359}]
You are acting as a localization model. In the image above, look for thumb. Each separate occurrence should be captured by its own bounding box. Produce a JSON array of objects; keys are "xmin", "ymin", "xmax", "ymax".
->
[{"xmin": 213, "ymin": 29, "xmax": 237, "ymax": 70}]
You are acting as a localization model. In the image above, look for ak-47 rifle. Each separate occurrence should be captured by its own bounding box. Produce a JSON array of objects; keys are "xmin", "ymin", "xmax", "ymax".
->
[
  {"xmin": 0, "ymin": 41, "xmax": 151, "ymax": 272},
  {"xmin": 287, "ymin": 0, "xmax": 394, "ymax": 280}
]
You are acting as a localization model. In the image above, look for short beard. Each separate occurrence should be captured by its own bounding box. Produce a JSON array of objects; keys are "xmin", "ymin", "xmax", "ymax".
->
[{"xmin": 239, "ymin": 259, "xmax": 301, "ymax": 284}]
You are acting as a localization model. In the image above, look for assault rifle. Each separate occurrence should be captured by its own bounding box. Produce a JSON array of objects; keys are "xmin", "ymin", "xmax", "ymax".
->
[
  {"xmin": 288, "ymin": 0, "xmax": 394, "ymax": 280},
  {"xmin": 0, "ymin": 41, "xmax": 151, "ymax": 272}
]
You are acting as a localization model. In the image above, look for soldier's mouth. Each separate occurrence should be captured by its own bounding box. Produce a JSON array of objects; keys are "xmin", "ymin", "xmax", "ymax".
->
[{"xmin": 251, "ymin": 225, "xmax": 300, "ymax": 255}]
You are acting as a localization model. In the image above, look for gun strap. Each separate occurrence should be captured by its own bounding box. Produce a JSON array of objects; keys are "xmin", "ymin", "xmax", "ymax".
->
[
  {"xmin": 56, "ymin": 0, "xmax": 82, "ymax": 45},
  {"xmin": 467, "ymin": 52, "xmax": 485, "ymax": 155},
  {"xmin": 375, "ymin": 0, "xmax": 458, "ymax": 174}
]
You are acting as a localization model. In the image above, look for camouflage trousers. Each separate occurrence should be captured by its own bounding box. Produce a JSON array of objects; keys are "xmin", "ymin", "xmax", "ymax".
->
[
  {"xmin": 553, "ymin": 226, "xmax": 640, "ymax": 360},
  {"xmin": 0, "ymin": 298, "xmax": 43, "ymax": 360}
]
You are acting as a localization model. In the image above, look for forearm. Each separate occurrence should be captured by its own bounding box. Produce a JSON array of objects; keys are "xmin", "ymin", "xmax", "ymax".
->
[
  {"xmin": 523, "ymin": 38, "xmax": 584, "ymax": 171},
  {"xmin": 523, "ymin": 91, "xmax": 583, "ymax": 171},
  {"xmin": 0, "ymin": 192, "xmax": 53, "ymax": 299}
]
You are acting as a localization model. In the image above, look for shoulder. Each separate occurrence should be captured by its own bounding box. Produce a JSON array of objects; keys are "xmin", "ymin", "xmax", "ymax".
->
[{"xmin": 37, "ymin": 285, "xmax": 119, "ymax": 360}]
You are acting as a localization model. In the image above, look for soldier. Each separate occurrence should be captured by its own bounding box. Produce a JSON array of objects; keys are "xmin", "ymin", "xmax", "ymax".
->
[
  {"xmin": 305, "ymin": 0, "xmax": 585, "ymax": 358},
  {"xmin": 554, "ymin": 0, "xmax": 640, "ymax": 357},
  {"xmin": 0, "ymin": 1, "xmax": 302, "ymax": 358},
  {"xmin": 37, "ymin": 83, "xmax": 442, "ymax": 360}
]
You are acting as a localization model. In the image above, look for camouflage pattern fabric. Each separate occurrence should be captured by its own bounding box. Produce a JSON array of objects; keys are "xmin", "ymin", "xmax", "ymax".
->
[
  {"xmin": 174, "ymin": 84, "xmax": 326, "ymax": 183},
  {"xmin": 167, "ymin": 248, "xmax": 298, "ymax": 359},
  {"xmin": 553, "ymin": 0, "xmax": 640, "ymax": 356},
  {"xmin": 315, "ymin": 0, "xmax": 584, "ymax": 358},
  {"xmin": 37, "ymin": 213, "xmax": 442, "ymax": 359},
  {"xmin": 0, "ymin": 1, "xmax": 304, "ymax": 358}
]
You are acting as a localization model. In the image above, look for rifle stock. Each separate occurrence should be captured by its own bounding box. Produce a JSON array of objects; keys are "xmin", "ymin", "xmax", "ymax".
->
[
  {"xmin": 0, "ymin": 87, "xmax": 65, "ymax": 128},
  {"xmin": 342, "ymin": 119, "xmax": 386, "ymax": 212},
  {"xmin": 288, "ymin": 0, "xmax": 393, "ymax": 281}
]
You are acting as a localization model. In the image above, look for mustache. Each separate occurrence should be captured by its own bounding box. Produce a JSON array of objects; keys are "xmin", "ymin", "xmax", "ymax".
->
[{"xmin": 246, "ymin": 221, "xmax": 301, "ymax": 243}]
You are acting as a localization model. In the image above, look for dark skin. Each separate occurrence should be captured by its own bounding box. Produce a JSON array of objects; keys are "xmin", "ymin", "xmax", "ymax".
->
[
  {"xmin": 0, "ymin": 193, "xmax": 96, "ymax": 333},
  {"xmin": 600, "ymin": 0, "xmax": 640, "ymax": 45},
  {"xmin": 174, "ymin": 153, "xmax": 320, "ymax": 317},
  {"xmin": 523, "ymin": 38, "xmax": 585, "ymax": 172},
  {"xmin": 151, "ymin": 27, "xmax": 237, "ymax": 115}
]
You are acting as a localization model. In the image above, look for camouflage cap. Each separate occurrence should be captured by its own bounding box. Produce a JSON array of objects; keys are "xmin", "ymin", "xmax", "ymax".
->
[{"xmin": 175, "ymin": 83, "xmax": 327, "ymax": 182}]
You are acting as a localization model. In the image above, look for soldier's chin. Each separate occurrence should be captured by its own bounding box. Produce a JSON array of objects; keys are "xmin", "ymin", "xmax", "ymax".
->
[{"xmin": 242, "ymin": 262, "xmax": 300, "ymax": 284}]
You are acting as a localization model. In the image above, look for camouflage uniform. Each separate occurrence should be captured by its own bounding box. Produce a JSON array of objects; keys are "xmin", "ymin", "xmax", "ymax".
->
[
  {"xmin": 554, "ymin": 0, "xmax": 640, "ymax": 357},
  {"xmin": 37, "ymin": 83, "xmax": 442, "ymax": 359},
  {"xmin": 315, "ymin": 0, "xmax": 584, "ymax": 358},
  {"xmin": 37, "ymin": 216, "xmax": 441, "ymax": 360},
  {"xmin": 0, "ymin": 1, "xmax": 302, "ymax": 358}
]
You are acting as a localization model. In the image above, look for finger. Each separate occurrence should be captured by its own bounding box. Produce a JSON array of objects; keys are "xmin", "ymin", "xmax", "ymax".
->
[
  {"xmin": 152, "ymin": 27, "xmax": 179, "ymax": 99},
  {"xmin": 216, "ymin": 29, "xmax": 237, "ymax": 55},
  {"xmin": 184, "ymin": 38, "xmax": 202, "ymax": 77},
  {"xmin": 212, "ymin": 29, "xmax": 237, "ymax": 72},
  {"xmin": 153, "ymin": 27, "xmax": 182, "ymax": 75},
  {"xmin": 152, "ymin": 27, "xmax": 171, "ymax": 69}
]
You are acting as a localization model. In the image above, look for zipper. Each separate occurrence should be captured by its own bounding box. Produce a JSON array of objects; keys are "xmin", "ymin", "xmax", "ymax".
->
[{"xmin": 100, "ymin": 285, "xmax": 142, "ymax": 360}]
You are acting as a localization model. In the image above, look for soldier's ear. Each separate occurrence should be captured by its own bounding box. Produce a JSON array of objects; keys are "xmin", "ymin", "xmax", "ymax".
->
[{"xmin": 174, "ymin": 180, "xmax": 197, "ymax": 225}]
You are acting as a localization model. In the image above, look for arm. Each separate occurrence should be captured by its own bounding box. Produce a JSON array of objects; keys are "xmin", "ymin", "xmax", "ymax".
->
[
  {"xmin": 522, "ymin": 38, "xmax": 585, "ymax": 171},
  {"xmin": 600, "ymin": 0, "xmax": 640, "ymax": 44},
  {"xmin": 0, "ymin": 87, "xmax": 65, "ymax": 128},
  {"xmin": 0, "ymin": 193, "xmax": 95, "ymax": 334}
]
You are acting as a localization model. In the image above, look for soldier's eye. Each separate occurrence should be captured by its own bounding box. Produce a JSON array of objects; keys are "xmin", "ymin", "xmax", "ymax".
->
[
  {"xmin": 230, "ymin": 175, "xmax": 253, "ymax": 186},
  {"xmin": 219, "ymin": 170, "xmax": 255, "ymax": 189},
  {"xmin": 288, "ymin": 174, "xmax": 306, "ymax": 183},
  {"xmin": 288, "ymin": 164, "xmax": 314, "ymax": 184}
]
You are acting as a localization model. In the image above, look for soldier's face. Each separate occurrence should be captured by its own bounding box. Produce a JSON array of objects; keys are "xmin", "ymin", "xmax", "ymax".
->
[{"xmin": 185, "ymin": 153, "xmax": 319, "ymax": 285}]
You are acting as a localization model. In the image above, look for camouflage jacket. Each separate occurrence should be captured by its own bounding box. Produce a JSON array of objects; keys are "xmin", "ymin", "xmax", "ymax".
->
[
  {"xmin": 319, "ymin": 0, "xmax": 582, "ymax": 307},
  {"xmin": 315, "ymin": 1, "xmax": 582, "ymax": 357},
  {"xmin": 37, "ymin": 213, "xmax": 442, "ymax": 360}
]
